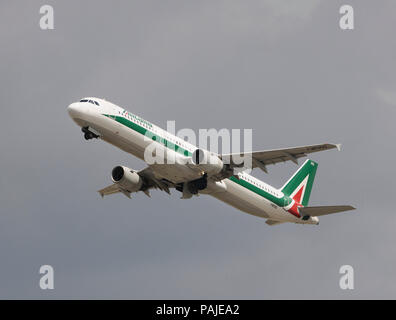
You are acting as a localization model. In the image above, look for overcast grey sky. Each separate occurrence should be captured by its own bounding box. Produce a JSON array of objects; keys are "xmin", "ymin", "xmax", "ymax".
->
[{"xmin": 0, "ymin": 0, "xmax": 395, "ymax": 299}]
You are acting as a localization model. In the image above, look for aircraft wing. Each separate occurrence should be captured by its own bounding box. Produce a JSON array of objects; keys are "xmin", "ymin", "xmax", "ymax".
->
[
  {"xmin": 221, "ymin": 143, "xmax": 341, "ymax": 173},
  {"xmin": 98, "ymin": 184, "xmax": 135, "ymax": 199},
  {"xmin": 98, "ymin": 166, "xmax": 175, "ymax": 198},
  {"xmin": 98, "ymin": 184, "xmax": 123, "ymax": 197},
  {"xmin": 137, "ymin": 166, "xmax": 174, "ymax": 195}
]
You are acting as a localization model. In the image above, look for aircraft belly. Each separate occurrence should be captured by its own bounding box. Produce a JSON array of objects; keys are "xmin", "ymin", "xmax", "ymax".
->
[
  {"xmin": 208, "ymin": 178, "xmax": 303, "ymax": 222},
  {"xmin": 210, "ymin": 179, "xmax": 271, "ymax": 219},
  {"xmin": 102, "ymin": 125, "xmax": 146, "ymax": 160},
  {"xmin": 148, "ymin": 163, "xmax": 200, "ymax": 183}
]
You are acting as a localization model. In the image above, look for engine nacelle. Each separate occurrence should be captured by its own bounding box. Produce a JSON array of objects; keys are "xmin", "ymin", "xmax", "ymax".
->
[
  {"xmin": 191, "ymin": 149, "xmax": 224, "ymax": 176},
  {"xmin": 111, "ymin": 166, "xmax": 143, "ymax": 192}
]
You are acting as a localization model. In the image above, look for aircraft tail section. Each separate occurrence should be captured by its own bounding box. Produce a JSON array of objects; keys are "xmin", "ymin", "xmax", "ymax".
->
[{"xmin": 280, "ymin": 159, "xmax": 318, "ymax": 206}]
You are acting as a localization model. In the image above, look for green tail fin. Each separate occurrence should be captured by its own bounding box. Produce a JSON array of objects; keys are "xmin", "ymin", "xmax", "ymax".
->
[{"xmin": 280, "ymin": 159, "xmax": 318, "ymax": 206}]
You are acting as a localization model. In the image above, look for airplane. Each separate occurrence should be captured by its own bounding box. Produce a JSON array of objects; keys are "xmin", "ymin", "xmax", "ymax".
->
[{"xmin": 67, "ymin": 97, "xmax": 355, "ymax": 226}]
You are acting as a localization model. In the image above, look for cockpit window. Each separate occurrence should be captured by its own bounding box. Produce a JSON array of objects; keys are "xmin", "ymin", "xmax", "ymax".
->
[{"xmin": 79, "ymin": 99, "xmax": 100, "ymax": 106}]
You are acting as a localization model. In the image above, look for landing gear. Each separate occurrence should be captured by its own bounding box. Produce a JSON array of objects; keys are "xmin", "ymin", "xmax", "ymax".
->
[
  {"xmin": 176, "ymin": 173, "xmax": 208, "ymax": 198},
  {"xmin": 82, "ymin": 126, "xmax": 99, "ymax": 140}
]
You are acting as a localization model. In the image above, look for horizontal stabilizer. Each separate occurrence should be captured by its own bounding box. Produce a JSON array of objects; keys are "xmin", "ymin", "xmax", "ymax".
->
[
  {"xmin": 299, "ymin": 205, "xmax": 355, "ymax": 217},
  {"xmin": 266, "ymin": 219, "xmax": 286, "ymax": 226}
]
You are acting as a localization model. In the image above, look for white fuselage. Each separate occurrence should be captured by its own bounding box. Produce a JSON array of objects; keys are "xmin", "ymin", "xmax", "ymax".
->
[{"xmin": 67, "ymin": 97, "xmax": 318, "ymax": 224}]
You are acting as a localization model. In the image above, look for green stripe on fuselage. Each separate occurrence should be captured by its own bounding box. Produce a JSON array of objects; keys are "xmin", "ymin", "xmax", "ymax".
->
[
  {"xmin": 229, "ymin": 176, "xmax": 291, "ymax": 207},
  {"xmin": 104, "ymin": 114, "xmax": 192, "ymax": 157},
  {"xmin": 103, "ymin": 113, "xmax": 291, "ymax": 208}
]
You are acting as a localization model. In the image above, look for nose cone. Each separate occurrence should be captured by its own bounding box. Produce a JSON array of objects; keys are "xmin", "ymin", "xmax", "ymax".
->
[{"xmin": 67, "ymin": 102, "xmax": 81, "ymax": 119}]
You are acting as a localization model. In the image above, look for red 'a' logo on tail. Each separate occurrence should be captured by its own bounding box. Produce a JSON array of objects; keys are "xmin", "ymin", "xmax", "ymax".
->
[
  {"xmin": 293, "ymin": 185, "xmax": 304, "ymax": 204},
  {"xmin": 287, "ymin": 177, "xmax": 309, "ymax": 217},
  {"xmin": 291, "ymin": 175, "xmax": 309, "ymax": 205}
]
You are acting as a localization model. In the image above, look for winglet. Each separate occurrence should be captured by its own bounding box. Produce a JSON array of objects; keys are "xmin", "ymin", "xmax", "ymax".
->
[{"xmin": 335, "ymin": 143, "xmax": 342, "ymax": 151}]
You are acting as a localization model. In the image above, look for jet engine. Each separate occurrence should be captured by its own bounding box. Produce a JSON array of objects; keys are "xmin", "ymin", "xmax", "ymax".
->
[
  {"xmin": 191, "ymin": 149, "xmax": 224, "ymax": 176},
  {"xmin": 111, "ymin": 166, "xmax": 143, "ymax": 192}
]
